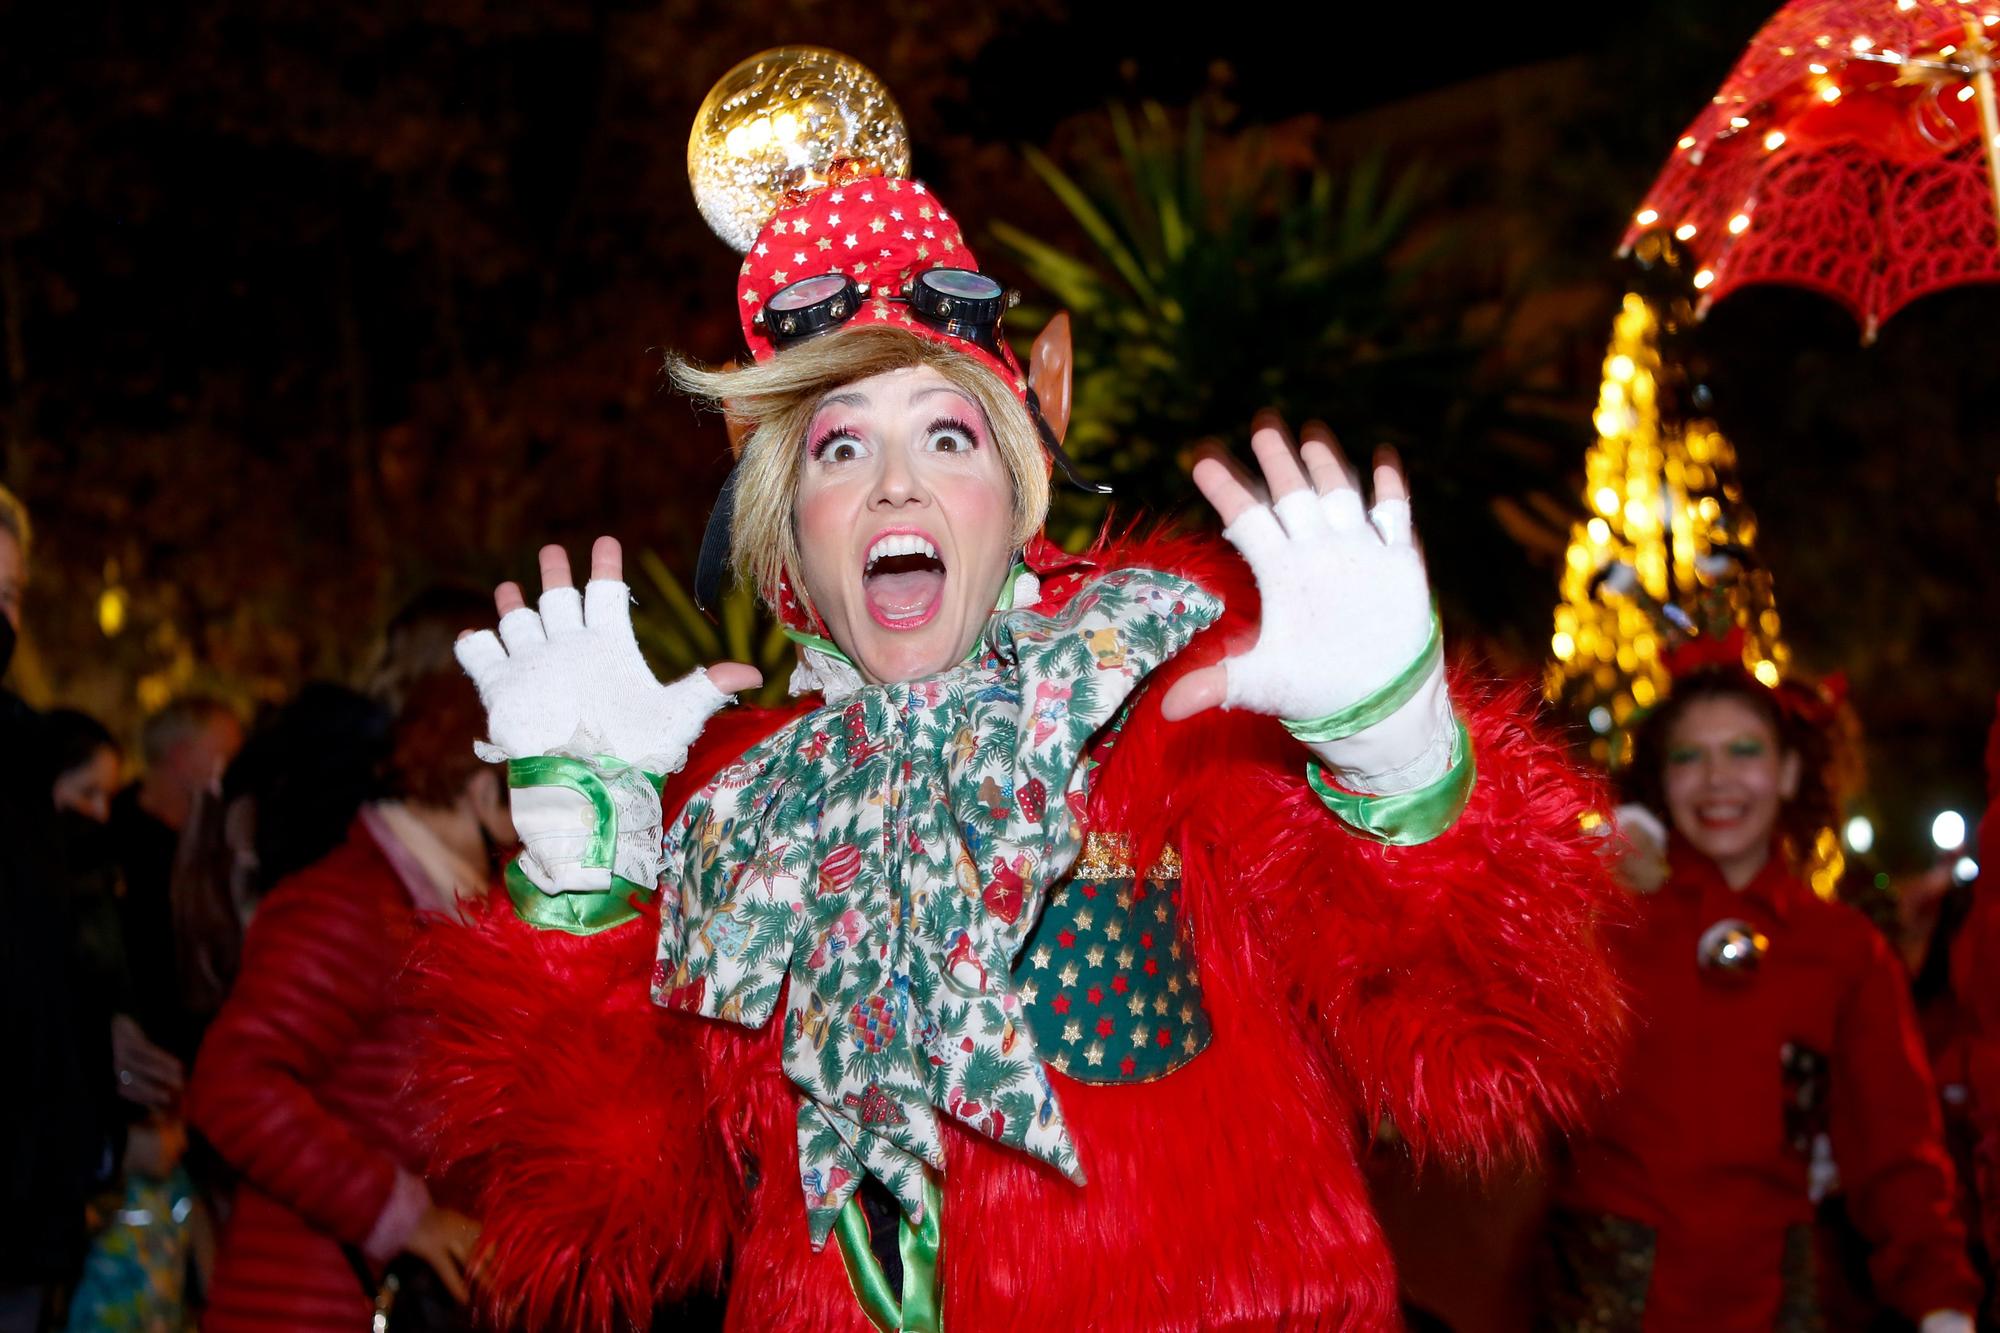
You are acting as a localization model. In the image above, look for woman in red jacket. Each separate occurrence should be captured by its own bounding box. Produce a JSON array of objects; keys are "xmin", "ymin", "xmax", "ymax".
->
[
  {"xmin": 188, "ymin": 672, "xmax": 506, "ymax": 1331},
  {"xmin": 410, "ymin": 51, "xmax": 1628, "ymax": 1332},
  {"xmin": 1546, "ymin": 661, "xmax": 1981, "ymax": 1331}
]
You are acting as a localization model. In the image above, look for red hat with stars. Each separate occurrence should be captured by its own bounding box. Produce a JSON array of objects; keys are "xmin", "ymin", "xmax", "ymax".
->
[{"xmin": 733, "ymin": 174, "xmax": 1030, "ymax": 400}]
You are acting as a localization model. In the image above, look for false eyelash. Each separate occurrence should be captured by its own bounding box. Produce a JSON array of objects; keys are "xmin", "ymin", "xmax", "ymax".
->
[
  {"xmin": 926, "ymin": 416, "xmax": 981, "ymax": 445},
  {"xmin": 809, "ymin": 427, "xmax": 860, "ymax": 459}
]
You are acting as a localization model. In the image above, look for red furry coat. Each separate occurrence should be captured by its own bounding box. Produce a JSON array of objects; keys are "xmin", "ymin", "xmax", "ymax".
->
[{"xmin": 410, "ymin": 531, "xmax": 1626, "ymax": 1332}]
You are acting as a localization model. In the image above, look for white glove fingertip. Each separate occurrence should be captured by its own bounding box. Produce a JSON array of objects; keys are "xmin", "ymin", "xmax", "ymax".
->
[
  {"xmin": 539, "ymin": 585, "xmax": 585, "ymax": 636},
  {"xmin": 454, "ymin": 630, "xmax": 508, "ymax": 684},
  {"xmin": 1221, "ymin": 505, "xmax": 1287, "ymax": 567},
  {"xmin": 496, "ymin": 606, "xmax": 548, "ymax": 655},
  {"xmin": 1369, "ymin": 497, "xmax": 1414, "ymax": 547},
  {"xmin": 1320, "ymin": 488, "xmax": 1367, "ymax": 533},
  {"xmin": 583, "ymin": 578, "xmax": 636, "ymax": 635},
  {"xmin": 1272, "ymin": 488, "xmax": 1327, "ymax": 540}
]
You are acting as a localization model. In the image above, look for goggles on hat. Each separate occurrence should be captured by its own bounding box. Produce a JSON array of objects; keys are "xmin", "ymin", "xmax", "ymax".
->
[{"xmin": 753, "ymin": 267, "xmax": 1020, "ymax": 354}]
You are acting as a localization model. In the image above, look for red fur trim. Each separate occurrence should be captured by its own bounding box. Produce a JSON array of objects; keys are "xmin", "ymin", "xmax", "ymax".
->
[
  {"xmin": 1075, "ymin": 526, "xmax": 1629, "ymax": 1169},
  {"xmin": 406, "ymin": 903, "xmax": 732, "ymax": 1330}
]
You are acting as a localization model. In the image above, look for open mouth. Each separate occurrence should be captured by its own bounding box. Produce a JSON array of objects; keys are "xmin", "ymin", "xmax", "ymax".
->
[{"xmin": 863, "ymin": 531, "xmax": 947, "ymax": 628}]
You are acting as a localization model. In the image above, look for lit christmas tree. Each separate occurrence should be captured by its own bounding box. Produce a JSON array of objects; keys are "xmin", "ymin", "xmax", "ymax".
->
[{"xmin": 1547, "ymin": 241, "xmax": 1844, "ymax": 893}]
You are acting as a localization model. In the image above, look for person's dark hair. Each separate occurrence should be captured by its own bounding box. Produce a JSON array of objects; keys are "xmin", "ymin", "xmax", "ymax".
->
[
  {"xmin": 386, "ymin": 669, "xmax": 490, "ymax": 808},
  {"xmin": 362, "ymin": 584, "xmax": 492, "ymax": 711},
  {"xmin": 1623, "ymin": 665, "xmax": 1840, "ymax": 872},
  {"xmin": 230, "ymin": 682, "xmax": 394, "ymax": 893},
  {"xmin": 171, "ymin": 682, "xmax": 391, "ymax": 1014},
  {"xmin": 42, "ymin": 707, "xmax": 118, "ymax": 781}
]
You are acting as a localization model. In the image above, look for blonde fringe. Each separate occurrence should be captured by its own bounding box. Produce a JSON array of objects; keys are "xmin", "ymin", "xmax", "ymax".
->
[{"xmin": 669, "ymin": 327, "xmax": 1048, "ymax": 618}]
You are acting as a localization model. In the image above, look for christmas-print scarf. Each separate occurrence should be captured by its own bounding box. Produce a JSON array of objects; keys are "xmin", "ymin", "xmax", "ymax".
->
[{"xmin": 653, "ymin": 567, "xmax": 1219, "ymax": 1243}]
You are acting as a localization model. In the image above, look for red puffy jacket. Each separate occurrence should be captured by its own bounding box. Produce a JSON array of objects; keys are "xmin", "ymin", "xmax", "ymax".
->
[{"xmin": 189, "ymin": 816, "xmax": 438, "ymax": 1332}]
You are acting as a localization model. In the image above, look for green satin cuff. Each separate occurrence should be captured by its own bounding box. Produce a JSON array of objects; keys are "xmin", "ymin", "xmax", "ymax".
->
[
  {"xmin": 1281, "ymin": 613, "xmax": 1444, "ymax": 744},
  {"xmin": 833, "ymin": 1174, "xmax": 943, "ymax": 1333},
  {"xmin": 1306, "ymin": 716, "xmax": 1475, "ymax": 846},
  {"xmin": 504, "ymin": 859, "xmax": 647, "ymax": 935},
  {"xmin": 503, "ymin": 755, "xmax": 665, "ymax": 936}
]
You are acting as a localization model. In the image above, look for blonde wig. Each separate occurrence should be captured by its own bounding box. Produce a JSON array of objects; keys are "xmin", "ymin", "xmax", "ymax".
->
[{"xmin": 671, "ymin": 326, "xmax": 1050, "ymax": 619}]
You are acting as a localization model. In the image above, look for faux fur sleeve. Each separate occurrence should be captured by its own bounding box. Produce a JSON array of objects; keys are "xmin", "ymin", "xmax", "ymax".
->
[{"xmin": 1077, "ymin": 529, "xmax": 1627, "ymax": 1168}]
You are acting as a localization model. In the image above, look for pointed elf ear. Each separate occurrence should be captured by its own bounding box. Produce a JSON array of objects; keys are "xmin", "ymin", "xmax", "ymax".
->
[{"xmin": 1028, "ymin": 312, "xmax": 1073, "ymax": 444}]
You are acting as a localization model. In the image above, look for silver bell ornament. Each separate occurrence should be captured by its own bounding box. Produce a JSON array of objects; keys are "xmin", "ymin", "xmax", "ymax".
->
[{"xmin": 1697, "ymin": 917, "xmax": 1769, "ymax": 976}]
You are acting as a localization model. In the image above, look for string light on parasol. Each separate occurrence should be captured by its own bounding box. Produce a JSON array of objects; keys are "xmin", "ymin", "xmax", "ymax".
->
[{"xmin": 1622, "ymin": 0, "xmax": 2000, "ymax": 340}]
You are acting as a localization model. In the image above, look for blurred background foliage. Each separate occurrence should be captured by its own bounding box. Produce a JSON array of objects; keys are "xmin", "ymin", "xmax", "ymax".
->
[
  {"xmin": 992, "ymin": 101, "xmax": 1589, "ymax": 639},
  {"xmin": 2, "ymin": 1, "xmax": 1992, "ymax": 858},
  {"xmin": 629, "ymin": 549, "xmax": 794, "ymax": 708}
]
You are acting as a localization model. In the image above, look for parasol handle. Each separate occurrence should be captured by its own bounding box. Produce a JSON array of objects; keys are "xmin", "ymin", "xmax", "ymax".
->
[{"xmin": 1968, "ymin": 19, "xmax": 2000, "ymax": 249}]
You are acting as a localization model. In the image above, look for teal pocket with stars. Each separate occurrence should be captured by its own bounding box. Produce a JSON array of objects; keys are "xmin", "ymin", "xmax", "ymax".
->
[{"xmin": 1013, "ymin": 832, "xmax": 1213, "ymax": 1083}]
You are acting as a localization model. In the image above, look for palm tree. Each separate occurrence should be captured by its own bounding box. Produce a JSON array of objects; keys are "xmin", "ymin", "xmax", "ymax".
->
[{"xmin": 991, "ymin": 102, "xmax": 1588, "ymax": 644}]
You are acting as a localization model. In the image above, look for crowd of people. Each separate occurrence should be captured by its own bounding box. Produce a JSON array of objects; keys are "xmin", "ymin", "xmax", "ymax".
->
[
  {"xmin": 0, "ymin": 170, "xmax": 1995, "ymax": 1333},
  {"xmin": 1, "ymin": 488, "xmax": 492, "ymax": 1332}
]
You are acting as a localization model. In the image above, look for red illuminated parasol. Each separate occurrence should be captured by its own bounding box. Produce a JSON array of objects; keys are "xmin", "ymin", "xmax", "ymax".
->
[{"xmin": 1623, "ymin": 0, "xmax": 2000, "ymax": 339}]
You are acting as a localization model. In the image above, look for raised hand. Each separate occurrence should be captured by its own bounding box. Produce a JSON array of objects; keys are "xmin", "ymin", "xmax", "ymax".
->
[
  {"xmin": 455, "ymin": 536, "xmax": 760, "ymax": 768},
  {"xmin": 1161, "ymin": 414, "xmax": 1433, "ymax": 728},
  {"xmin": 457, "ymin": 538, "xmax": 761, "ymax": 897}
]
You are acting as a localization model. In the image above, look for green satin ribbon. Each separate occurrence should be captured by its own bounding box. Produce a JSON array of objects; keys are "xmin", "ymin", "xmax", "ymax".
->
[
  {"xmin": 1281, "ymin": 613, "xmax": 1445, "ymax": 744},
  {"xmin": 832, "ymin": 1174, "xmax": 943, "ymax": 1333},
  {"xmin": 508, "ymin": 755, "xmax": 618, "ymax": 867},
  {"xmin": 1306, "ymin": 716, "xmax": 1475, "ymax": 846},
  {"xmin": 503, "ymin": 755, "xmax": 664, "ymax": 936},
  {"xmin": 504, "ymin": 859, "xmax": 647, "ymax": 935}
]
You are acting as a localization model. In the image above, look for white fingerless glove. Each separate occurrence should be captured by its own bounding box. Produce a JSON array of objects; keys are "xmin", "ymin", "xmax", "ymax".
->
[
  {"xmin": 455, "ymin": 578, "xmax": 737, "ymax": 895},
  {"xmin": 1919, "ymin": 1312, "xmax": 1973, "ymax": 1333},
  {"xmin": 455, "ymin": 579, "xmax": 733, "ymax": 769},
  {"xmin": 1221, "ymin": 488, "xmax": 1454, "ymax": 794}
]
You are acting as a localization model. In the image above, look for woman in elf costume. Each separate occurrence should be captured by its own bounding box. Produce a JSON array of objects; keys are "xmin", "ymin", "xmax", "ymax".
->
[
  {"xmin": 420, "ymin": 51, "xmax": 1626, "ymax": 1332},
  {"xmin": 1545, "ymin": 648, "xmax": 1979, "ymax": 1332}
]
